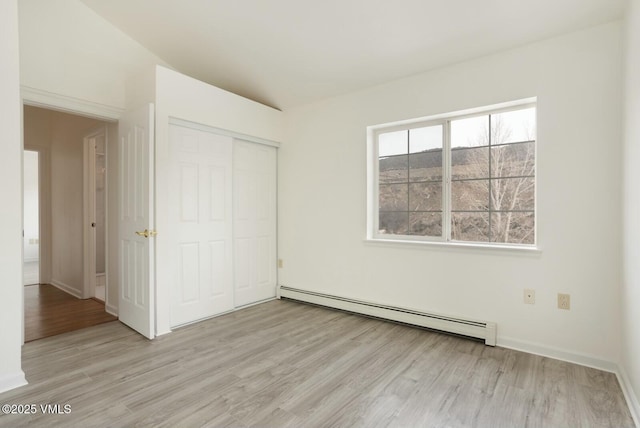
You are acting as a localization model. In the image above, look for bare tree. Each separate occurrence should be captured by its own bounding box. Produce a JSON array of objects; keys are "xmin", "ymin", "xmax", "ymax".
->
[{"xmin": 451, "ymin": 117, "xmax": 535, "ymax": 243}]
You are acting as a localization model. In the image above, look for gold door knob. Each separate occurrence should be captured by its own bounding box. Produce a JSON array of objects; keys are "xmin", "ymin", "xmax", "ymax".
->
[{"xmin": 135, "ymin": 229, "xmax": 158, "ymax": 238}]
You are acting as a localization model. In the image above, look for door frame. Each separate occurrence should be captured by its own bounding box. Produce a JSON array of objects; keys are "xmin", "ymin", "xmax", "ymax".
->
[
  {"xmin": 82, "ymin": 125, "xmax": 108, "ymax": 300},
  {"xmin": 21, "ymin": 88, "xmax": 123, "ymax": 341}
]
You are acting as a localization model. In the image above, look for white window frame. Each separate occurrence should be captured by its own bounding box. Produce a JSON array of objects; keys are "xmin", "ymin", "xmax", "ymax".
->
[{"xmin": 366, "ymin": 98, "xmax": 538, "ymax": 250}]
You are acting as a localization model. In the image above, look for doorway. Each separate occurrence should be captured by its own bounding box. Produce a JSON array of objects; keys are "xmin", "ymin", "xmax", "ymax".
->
[{"xmin": 23, "ymin": 105, "xmax": 116, "ymax": 341}]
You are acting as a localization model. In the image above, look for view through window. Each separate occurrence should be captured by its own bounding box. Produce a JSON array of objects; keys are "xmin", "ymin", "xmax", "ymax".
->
[{"xmin": 375, "ymin": 104, "xmax": 536, "ymax": 245}]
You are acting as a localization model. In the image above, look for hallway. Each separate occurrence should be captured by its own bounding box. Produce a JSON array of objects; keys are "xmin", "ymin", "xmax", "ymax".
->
[{"xmin": 24, "ymin": 284, "xmax": 117, "ymax": 342}]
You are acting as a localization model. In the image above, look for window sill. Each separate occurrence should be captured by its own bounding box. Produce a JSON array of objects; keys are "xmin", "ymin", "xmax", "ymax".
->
[{"xmin": 364, "ymin": 237, "xmax": 542, "ymax": 255}]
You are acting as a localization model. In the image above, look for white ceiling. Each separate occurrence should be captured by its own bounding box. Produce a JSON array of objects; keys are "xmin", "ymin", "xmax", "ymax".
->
[{"xmin": 81, "ymin": 0, "xmax": 624, "ymax": 110}]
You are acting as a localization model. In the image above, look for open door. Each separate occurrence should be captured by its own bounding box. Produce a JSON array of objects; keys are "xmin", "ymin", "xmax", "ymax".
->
[{"xmin": 118, "ymin": 103, "xmax": 155, "ymax": 339}]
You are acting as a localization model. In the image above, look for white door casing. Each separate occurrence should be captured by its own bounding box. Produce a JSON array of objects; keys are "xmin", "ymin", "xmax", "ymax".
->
[
  {"xmin": 118, "ymin": 103, "xmax": 155, "ymax": 339},
  {"xmin": 83, "ymin": 126, "xmax": 106, "ymax": 299},
  {"xmin": 168, "ymin": 125, "xmax": 234, "ymax": 327},
  {"xmin": 234, "ymin": 140, "xmax": 277, "ymax": 307}
]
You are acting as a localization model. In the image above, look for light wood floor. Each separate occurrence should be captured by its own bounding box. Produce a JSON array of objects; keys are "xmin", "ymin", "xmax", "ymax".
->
[
  {"xmin": 1, "ymin": 299, "xmax": 634, "ymax": 427},
  {"xmin": 25, "ymin": 284, "xmax": 117, "ymax": 342}
]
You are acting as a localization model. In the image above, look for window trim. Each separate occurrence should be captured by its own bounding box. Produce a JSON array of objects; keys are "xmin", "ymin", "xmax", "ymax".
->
[{"xmin": 367, "ymin": 98, "xmax": 538, "ymax": 250}]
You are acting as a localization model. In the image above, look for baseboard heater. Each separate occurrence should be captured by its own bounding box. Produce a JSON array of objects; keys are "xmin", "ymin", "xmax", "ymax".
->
[{"xmin": 278, "ymin": 285, "xmax": 496, "ymax": 346}]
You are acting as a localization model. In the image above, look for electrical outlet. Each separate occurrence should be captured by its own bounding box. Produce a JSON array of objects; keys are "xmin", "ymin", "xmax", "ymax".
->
[
  {"xmin": 558, "ymin": 293, "xmax": 570, "ymax": 310},
  {"xmin": 524, "ymin": 289, "xmax": 535, "ymax": 304},
  {"xmin": 278, "ymin": 259, "xmax": 283, "ymax": 268}
]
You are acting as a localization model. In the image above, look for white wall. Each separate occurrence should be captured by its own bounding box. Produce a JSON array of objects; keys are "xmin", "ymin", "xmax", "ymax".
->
[
  {"xmin": 622, "ymin": 0, "xmax": 640, "ymax": 421},
  {"xmin": 280, "ymin": 22, "xmax": 623, "ymax": 366},
  {"xmin": 155, "ymin": 66, "xmax": 284, "ymax": 143},
  {"xmin": 0, "ymin": 0, "xmax": 27, "ymax": 394},
  {"xmin": 154, "ymin": 65, "xmax": 284, "ymax": 335},
  {"xmin": 18, "ymin": 0, "xmax": 168, "ymax": 109},
  {"xmin": 23, "ymin": 150, "xmax": 39, "ymax": 262},
  {"xmin": 50, "ymin": 111, "xmax": 104, "ymax": 297}
]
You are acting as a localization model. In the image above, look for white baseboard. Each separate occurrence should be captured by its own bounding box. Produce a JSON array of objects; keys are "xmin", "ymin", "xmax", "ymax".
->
[
  {"xmin": 0, "ymin": 371, "xmax": 27, "ymax": 394},
  {"xmin": 498, "ymin": 337, "xmax": 618, "ymax": 373},
  {"xmin": 50, "ymin": 280, "xmax": 82, "ymax": 299},
  {"xmin": 617, "ymin": 365, "xmax": 640, "ymax": 427},
  {"xmin": 105, "ymin": 303, "xmax": 118, "ymax": 317}
]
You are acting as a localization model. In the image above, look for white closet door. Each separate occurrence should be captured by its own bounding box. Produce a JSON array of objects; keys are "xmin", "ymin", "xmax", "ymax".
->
[
  {"xmin": 234, "ymin": 140, "xmax": 277, "ymax": 307},
  {"xmin": 168, "ymin": 125, "xmax": 234, "ymax": 327}
]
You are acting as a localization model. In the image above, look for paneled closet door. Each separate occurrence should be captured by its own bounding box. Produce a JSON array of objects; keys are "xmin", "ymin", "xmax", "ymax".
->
[
  {"xmin": 168, "ymin": 125, "xmax": 234, "ymax": 327},
  {"xmin": 233, "ymin": 140, "xmax": 277, "ymax": 307}
]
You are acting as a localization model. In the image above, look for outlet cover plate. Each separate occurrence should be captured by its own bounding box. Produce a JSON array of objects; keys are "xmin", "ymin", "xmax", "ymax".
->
[{"xmin": 558, "ymin": 293, "xmax": 570, "ymax": 310}]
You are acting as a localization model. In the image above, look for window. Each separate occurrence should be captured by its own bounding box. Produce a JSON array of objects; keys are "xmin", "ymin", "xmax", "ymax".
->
[{"xmin": 371, "ymin": 102, "xmax": 536, "ymax": 246}]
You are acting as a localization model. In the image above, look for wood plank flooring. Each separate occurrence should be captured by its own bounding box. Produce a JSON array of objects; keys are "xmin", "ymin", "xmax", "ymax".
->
[
  {"xmin": 1, "ymin": 299, "xmax": 634, "ymax": 427},
  {"xmin": 25, "ymin": 284, "xmax": 117, "ymax": 342}
]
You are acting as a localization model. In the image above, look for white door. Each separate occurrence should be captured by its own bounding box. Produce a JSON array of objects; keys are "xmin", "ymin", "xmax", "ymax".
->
[
  {"xmin": 168, "ymin": 125, "xmax": 234, "ymax": 327},
  {"xmin": 118, "ymin": 103, "xmax": 155, "ymax": 339},
  {"xmin": 234, "ymin": 140, "xmax": 277, "ymax": 307}
]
